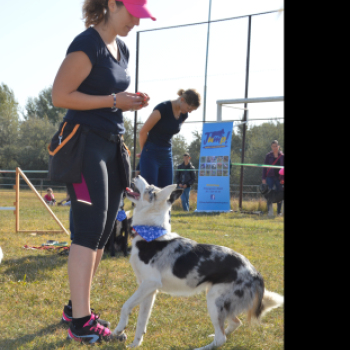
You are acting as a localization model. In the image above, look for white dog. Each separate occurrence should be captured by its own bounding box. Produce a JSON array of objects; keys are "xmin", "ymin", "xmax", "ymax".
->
[
  {"xmin": 113, "ymin": 175, "xmax": 284, "ymax": 349},
  {"xmin": 0, "ymin": 247, "xmax": 3, "ymax": 264}
]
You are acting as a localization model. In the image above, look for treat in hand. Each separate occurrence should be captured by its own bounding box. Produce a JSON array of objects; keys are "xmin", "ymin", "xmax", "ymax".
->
[{"xmin": 137, "ymin": 92, "xmax": 149, "ymax": 107}]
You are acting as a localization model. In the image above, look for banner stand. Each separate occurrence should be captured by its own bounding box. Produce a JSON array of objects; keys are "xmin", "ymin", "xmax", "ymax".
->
[{"xmin": 195, "ymin": 122, "xmax": 233, "ymax": 213}]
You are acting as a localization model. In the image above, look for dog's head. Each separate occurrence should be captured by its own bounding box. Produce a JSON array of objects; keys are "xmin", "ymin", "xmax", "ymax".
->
[{"xmin": 125, "ymin": 175, "xmax": 183, "ymax": 230}]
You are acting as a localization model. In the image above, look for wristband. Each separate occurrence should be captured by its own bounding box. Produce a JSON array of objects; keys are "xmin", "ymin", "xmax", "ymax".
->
[{"xmin": 111, "ymin": 93, "xmax": 117, "ymax": 109}]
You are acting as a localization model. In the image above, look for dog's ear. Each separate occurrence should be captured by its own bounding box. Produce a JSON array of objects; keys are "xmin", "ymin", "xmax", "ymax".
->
[
  {"xmin": 156, "ymin": 184, "xmax": 177, "ymax": 202},
  {"xmin": 169, "ymin": 189, "xmax": 183, "ymax": 204}
]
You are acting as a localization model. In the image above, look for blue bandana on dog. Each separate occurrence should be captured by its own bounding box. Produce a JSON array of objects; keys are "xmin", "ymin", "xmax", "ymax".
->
[
  {"xmin": 116, "ymin": 210, "xmax": 127, "ymax": 222},
  {"xmin": 132, "ymin": 225, "xmax": 167, "ymax": 242}
]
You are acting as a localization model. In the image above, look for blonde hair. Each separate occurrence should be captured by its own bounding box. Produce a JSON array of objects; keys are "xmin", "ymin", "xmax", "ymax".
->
[
  {"xmin": 177, "ymin": 89, "xmax": 201, "ymax": 108},
  {"xmin": 82, "ymin": 0, "xmax": 124, "ymax": 28}
]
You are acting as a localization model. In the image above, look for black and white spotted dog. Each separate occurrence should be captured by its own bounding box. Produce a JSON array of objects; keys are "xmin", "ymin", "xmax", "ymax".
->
[
  {"xmin": 112, "ymin": 175, "xmax": 284, "ymax": 349},
  {"xmin": 105, "ymin": 210, "xmax": 133, "ymax": 257}
]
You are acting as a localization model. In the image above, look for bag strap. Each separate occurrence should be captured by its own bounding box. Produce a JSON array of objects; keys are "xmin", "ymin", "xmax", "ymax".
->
[{"xmin": 266, "ymin": 154, "xmax": 282, "ymax": 176}]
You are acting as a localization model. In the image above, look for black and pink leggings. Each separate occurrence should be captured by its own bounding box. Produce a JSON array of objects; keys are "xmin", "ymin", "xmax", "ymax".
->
[{"xmin": 66, "ymin": 131, "xmax": 123, "ymax": 251}]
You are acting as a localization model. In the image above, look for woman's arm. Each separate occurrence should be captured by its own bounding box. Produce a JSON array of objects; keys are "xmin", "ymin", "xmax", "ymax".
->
[
  {"xmin": 139, "ymin": 110, "xmax": 161, "ymax": 152},
  {"xmin": 52, "ymin": 51, "xmax": 144, "ymax": 111}
]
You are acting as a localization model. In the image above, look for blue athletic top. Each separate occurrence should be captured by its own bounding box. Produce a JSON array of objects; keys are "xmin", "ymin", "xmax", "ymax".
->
[
  {"xmin": 147, "ymin": 101, "xmax": 188, "ymax": 147},
  {"xmin": 63, "ymin": 27, "xmax": 130, "ymax": 134}
]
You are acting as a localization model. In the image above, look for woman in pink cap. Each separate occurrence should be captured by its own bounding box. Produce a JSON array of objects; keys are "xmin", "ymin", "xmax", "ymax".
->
[{"xmin": 51, "ymin": 0, "xmax": 155, "ymax": 344}]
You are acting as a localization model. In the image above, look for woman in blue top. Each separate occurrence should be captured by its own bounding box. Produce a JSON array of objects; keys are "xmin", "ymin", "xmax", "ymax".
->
[
  {"xmin": 51, "ymin": 0, "xmax": 155, "ymax": 344},
  {"xmin": 138, "ymin": 89, "xmax": 201, "ymax": 188}
]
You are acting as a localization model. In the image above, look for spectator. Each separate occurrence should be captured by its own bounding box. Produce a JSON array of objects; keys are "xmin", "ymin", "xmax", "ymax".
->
[
  {"xmin": 51, "ymin": 0, "xmax": 154, "ymax": 344},
  {"xmin": 58, "ymin": 190, "xmax": 75, "ymax": 242},
  {"xmin": 58, "ymin": 191, "xmax": 74, "ymax": 241},
  {"xmin": 43, "ymin": 188, "xmax": 56, "ymax": 206},
  {"xmin": 57, "ymin": 191, "xmax": 71, "ymax": 206},
  {"xmin": 262, "ymin": 140, "xmax": 284, "ymax": 216},
  {"xmin": 175, "ymin": 153, "xmax": 196, "ymax": 211},
  {"xmin": 138, "ymin": 89, "xmax": 200, "ymax": 188}
]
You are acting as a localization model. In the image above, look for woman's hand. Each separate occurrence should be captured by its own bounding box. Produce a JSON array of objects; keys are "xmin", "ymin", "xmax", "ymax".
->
[
  {"xmin": 137, "ymin": 92, "xmax": 150, "ymax": 108},
  {"xmin": 115, "ymin": 92, "xmax": 146, "ymax": 111}
]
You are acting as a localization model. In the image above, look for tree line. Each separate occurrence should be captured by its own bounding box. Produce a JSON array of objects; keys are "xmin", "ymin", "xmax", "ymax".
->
[{"xmin": 0, "ymin": 82, "xmax": 284, "ymax": 186}]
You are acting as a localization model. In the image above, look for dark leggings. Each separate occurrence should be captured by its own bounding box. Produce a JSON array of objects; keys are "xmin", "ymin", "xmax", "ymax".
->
[{"xmin": 66, "ymin": 131, "xmax": 123, "ymax": 251}]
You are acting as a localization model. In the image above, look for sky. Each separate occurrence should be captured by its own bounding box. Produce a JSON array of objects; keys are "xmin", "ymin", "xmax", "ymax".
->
[{"xmin": 0, "ymin": 0, "xmax": 284, "ymax": 143}]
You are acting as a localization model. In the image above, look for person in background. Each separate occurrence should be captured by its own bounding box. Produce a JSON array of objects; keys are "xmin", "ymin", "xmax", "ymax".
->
[
  {"xmin": 138, "ymin": 89, "xmax": 200, "ymax": 188},
  {"xmin": 175, "ymin": 153, "xmax": 196, "ymax": 211},
  {"xmin": 51, "ymin": 0, "xmax": 155, "ymax": 344},
  {"xmin": 57, "ymin": 191, "xmax": 71, "ymax": 206},
  {"xmin": 58, "ymin": 191, "xmax": 75, "ymax": 241},
  {"xmin": 262, "ymin": 140, "xmax": 284, "ymax": 216},
  {"xmin": 43, "ymin": 188, "xmax": 56, "ymax": 206}
]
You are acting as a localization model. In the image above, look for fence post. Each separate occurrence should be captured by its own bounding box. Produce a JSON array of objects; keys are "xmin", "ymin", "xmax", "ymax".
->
[
  {"xmin": 239, "ymin": 15, "xmax": 252, "ymax": 210},
  {"xmin": 15, "ymin": 167, "xmax": 20, "ymax": 232}
]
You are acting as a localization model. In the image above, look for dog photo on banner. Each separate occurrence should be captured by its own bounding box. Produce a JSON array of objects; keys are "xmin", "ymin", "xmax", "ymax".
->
[{"xmin": 196, "ymin": 122, "xmax": 233, "ymax": 212}]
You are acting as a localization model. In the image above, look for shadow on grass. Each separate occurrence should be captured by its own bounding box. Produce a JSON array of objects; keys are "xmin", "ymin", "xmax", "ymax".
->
[
  {"xmin": 0, "ymin": 322, "xmax": 127, "ymax": 350},
  {"xmin": 0, "ymin": 323, "xmax": 62, "ymax": 350},
  {"xmin": 169, "ymin": 345, "xmax": 250, "ymax": 350},
  {"xmin": 173, "ymin": 211, "xmax": 223, "ymax": 218},
  {"xmin": 1, "ymin": 253, "xmax": 68, "ymax": 282}
]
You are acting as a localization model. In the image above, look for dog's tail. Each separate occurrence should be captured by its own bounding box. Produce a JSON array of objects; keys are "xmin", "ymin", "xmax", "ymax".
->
[{"xmin": 247, "ymin": 287, "xmax": 284, "ymax": 324}]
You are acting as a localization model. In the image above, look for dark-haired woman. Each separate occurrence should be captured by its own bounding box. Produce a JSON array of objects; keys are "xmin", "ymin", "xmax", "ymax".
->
[
  {"xmin": 51, "ymin": 0, "xmax": 155, "ymax": 344},
  {"xmin": 138, "ymin": 89, "xmax": 201, "ymax": 188},
  {"xmin": 262, "ymin": 140, "xmax": 284, "ymax": 216}
]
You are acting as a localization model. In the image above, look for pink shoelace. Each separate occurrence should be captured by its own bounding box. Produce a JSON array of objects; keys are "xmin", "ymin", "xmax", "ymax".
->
[{"xmin": 83, "ymin": 313, "xmax": 111, "ymax": 336}]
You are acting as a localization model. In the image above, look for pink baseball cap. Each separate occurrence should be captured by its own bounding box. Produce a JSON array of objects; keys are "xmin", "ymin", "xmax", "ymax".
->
[{"xmin": 120, "ymin": 0, "xmax": 156, "ymax": 21}]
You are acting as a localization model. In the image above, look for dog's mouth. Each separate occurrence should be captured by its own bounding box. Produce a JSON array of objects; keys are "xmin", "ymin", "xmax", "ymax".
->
[{"xmin": 125, "ymin": 184, "xmax": 140, "ymax": 200}]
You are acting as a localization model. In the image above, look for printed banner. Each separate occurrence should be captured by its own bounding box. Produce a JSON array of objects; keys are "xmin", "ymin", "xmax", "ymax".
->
[{"xmin": 195, "ymin": 122, "xmax": 233, "ymax": 212}]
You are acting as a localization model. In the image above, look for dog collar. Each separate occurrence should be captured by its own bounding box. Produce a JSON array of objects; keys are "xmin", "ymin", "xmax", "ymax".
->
[
  {"xmin": 116, "ymin": 210, "xmax": 127, "ymax": 222},
  {"xmin": 132, "ymin": 225, "xmax": 167, "ymax": 242}
]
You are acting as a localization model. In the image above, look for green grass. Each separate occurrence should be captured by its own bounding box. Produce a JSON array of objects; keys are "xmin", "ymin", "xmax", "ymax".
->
[{"xmin": 0, "ymin": 191, "xmax": 284, "ymax": 350}]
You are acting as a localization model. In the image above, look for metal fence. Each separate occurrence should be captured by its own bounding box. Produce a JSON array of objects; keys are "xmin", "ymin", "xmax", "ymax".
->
[
  {"xmin": 0, "ymin": 10, "xmax": 284, "ymax": 208},
  {"xmin": 130, "ymin": 9, "xmax": 284, "ymax": 208}
]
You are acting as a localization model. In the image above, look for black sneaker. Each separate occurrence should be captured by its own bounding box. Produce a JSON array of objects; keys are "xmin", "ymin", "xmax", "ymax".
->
[
  {"xmin": 62, "ymin": 304, "xmax": 110, "ymax": 327},
  {"xmin": 67, "ymin": 313, "xmax": 111, "ymax": 344}
]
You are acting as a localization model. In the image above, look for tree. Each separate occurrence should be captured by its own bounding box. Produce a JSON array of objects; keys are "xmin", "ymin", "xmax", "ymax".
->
[
  {"xmin": 16, "ymin": 116, "xmax": 58, "ymax": 171},
  {"xmin": 227, "ymin": 121, "xmax": 284, "ymax": 187},
  {"xmin": 0, "ymin": 83, "xmax": 20, "ymax": 169},
  {"xmin": 123, "ymin": 116, "xmax": 143, "ymax": 170},
  {"xmin": 24, "ymin": 86, "xmax": 66, "ymax": 125},
  {"xmin": 188, "ymin": 130, "xmax": 202, "ymax": 170},
  {"xmin": 172, "ymin": 134, "xmax": 188, "ymax": 166}
]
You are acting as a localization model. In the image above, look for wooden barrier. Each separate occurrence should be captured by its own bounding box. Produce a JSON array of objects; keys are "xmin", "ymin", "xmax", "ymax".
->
[{"xmin": 14, "ymin": 167, "xmax": 69, "ymax": 235}]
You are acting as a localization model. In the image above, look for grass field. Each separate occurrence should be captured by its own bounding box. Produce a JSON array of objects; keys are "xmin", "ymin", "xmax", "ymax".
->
[{"xmin": 0, "ymin": 191, "xmax": 284, "ymax": 350}]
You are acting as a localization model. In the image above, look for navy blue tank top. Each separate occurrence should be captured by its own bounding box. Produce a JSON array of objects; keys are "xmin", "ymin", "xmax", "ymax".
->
[
  {"xmin": 63, "ymin": 27, "xmax": 130, "ymax": 134},
  {"xmin": 147, "ymin": 101, "xmax": 188, "ymax": 147}
]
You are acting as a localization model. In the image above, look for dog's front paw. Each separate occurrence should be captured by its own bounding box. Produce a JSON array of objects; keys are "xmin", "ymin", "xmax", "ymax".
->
[
  {"xmin": 127, "ymin": 337, "xmax": 143, "ymax": 348},
  {"xmin": 127, "ymin": 341, "xmax": 141, "ymax": 348},
  {"xmin": 117, "ymin": 333, "xmax": 127, "ymax": 342},
  {"xmin": 112, "ymin": 333, "xmax": 128, "ymax": 343},
  {"xmin": 112, "ymin": 329, "xmax": 127, "ymax": 342}
]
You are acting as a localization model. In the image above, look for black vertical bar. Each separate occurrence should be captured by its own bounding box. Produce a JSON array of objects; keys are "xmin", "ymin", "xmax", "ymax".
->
[
  {"xmin": 203, "ymin": 0, "xmax": 212, "ymax": 122},
  {"xmin": 239, "ymin": 15, "xmax": 251, "ymax": 210},
  {"xmin": 133, "ymin": 31, "xmax": 140, "ymax": 175}
]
